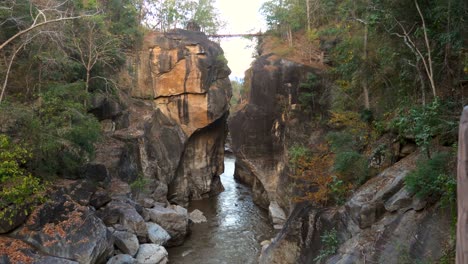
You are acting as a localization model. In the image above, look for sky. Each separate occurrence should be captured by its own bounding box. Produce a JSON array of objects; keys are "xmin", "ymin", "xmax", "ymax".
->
[{"xmin": 214, "ymin": 0, "xmax": 267, "ymax": 80}]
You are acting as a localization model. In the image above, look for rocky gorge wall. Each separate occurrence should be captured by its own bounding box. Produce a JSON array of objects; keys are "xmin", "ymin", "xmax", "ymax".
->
[
  {"xmin": 94, "ymin": 29, "xmax": 232, "ymax": 206},
  {"xmin": 229, "ymin": 53, "xmax": 318, "ymax": 211},
  {"xmin": 0, "ymin": 29, "xmax": 232, "ymax": 263},
  {"xmin": 230, "ymin": 49, "xmax": 453, "ymax": 263}
]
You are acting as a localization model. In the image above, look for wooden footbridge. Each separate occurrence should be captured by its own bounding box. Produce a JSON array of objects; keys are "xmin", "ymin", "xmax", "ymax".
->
[{"xmin": 206, "ymin": 33, "xmax": 265, "ymax": 38}]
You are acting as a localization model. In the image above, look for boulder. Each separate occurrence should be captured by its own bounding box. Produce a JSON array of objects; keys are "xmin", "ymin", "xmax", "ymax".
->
[
  {"xmin": 12, "ymin": 195, "xmax": 112, "ymax": 263},
  {"xmin": 107, "ymin": 254, "xmax": 136, "ymax": 264},
  {"xmin": 98, "ymin": 200, "xmax": 147, "ymax": 237},
  {"xmin": 0, "ymin": 236, "xmax": 79, "ymax": 264},
  {"xmin": 147, "ymin": 205, "xmax": 188, "ymax": 246},
  {"xmin": 135, "ymin": 244, "xmax": 168, "ymax": 264},
  {"xmin": 269, "ymin": 201, "xmax": 287, "ymax": 226},
  {"xmin": 113, "ymin": 231, "xmax": 140, "ymax": 257},
  {"xmin": 189, "ymin": 209, "xmax": 207, "ymax": 224},
  {"xmin": 146, "ymin": 222, "xmax": 171, "ymax": 246},
  {"xmin": 345, "ymin": 153, "xmax": 418, "ymax": 228}
]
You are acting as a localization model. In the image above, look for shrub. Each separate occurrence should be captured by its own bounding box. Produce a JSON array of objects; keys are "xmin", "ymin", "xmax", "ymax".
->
[
  {"xmin": 2, "ymin": 84, "xmax": 102, "ymax": 177},
  {"xmin": 0, "ymin": 135, "xmax": 46, "ymax": 221},
  {"xmin": 405, "ymin": 152, "xmax": 455, "ymax": 204},
  {"xmin": 314, "ymin": 228, "xmax": 339, "ymax": 263},
  {"xmin": 391, "ymin": 99, "xmax": 457, "ymax": 157},
  {"xmin": 333, "ymin": 151, "xmax": 369, "ymax": 184}
]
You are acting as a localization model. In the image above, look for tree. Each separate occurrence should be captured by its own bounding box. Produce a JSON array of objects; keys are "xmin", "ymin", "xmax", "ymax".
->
[
  {"xmin": 0, "ymin": 0, "xmax": 95, "ymax": 52},
  {"xmin": 66, "ymin": 17, "xmax": 119, "ymax": 96},
  {"xmin": 0, "ymin": 0, "xmax": 96, "ymax": 103}
]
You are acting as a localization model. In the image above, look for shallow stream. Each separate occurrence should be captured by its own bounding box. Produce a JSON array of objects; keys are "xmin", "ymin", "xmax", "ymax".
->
[{"xmin": 168, "ymin": 155, "xmax": 274, "ymax": 264}]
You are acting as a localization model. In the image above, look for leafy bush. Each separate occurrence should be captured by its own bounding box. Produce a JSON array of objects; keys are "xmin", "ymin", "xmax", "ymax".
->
[
  {"xmin": 298, "ymin": 73, "xmax": 319, "ymax": 112},
  {"xmin": 391, "ymin": 99, "xmax": 457, "ymax": 157},
  {"xmin": 326, "ymin": 131, "xmax": 356, "ymax": 152},
  {"xmin": 314, "ymin": 228, "xmax": 339, "ymax": 263},
  {"xmin": 28, "ymin": 84, "xmax": 101, "ymax": 177},
  {"xmin": 1, "ymin": 84, "xmax": 102, "ymax": 178},
  {"xmin": 0, "ymin": 135, "xmax": 46, "ymax": 221},
  {"xmin": 405, "ymin": 152, "xmax": 455, "ymax": 204},
  {"xmin": 333, "ymin": 151, "xmax": 369, "ymax": 184},
  {"xmin": 289, "ymin": 144, "xmax": 311, "ymax": 169}
]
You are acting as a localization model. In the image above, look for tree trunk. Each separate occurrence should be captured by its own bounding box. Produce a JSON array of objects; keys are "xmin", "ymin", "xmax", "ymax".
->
[
  {"xmin": 306, "ymin": 0, "xmax": 311, "ymax": 31},
  {"xmin": 362, "ymin": 23, "xmax": 370, "ymax": 110}
]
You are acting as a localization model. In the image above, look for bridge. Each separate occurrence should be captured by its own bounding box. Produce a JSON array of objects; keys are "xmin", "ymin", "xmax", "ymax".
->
[{"xmin": 206, "ymin": 33, "xmax": 265, "ymax": 38}]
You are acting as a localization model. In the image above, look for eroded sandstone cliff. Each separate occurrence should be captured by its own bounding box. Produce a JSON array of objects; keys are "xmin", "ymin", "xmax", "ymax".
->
[{"xmin": 94, "ymin": 29, "xmax": 232, "ymax": 207}]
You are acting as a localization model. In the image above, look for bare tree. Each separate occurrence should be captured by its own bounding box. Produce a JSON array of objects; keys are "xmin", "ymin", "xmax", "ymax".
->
[
  {"xmin": 67, "ymin": 19, "xmax": 118, "ymax": 96},
  {"xmin": 388, "ymin": 0, "xmax": 437, "ymax": 98},
  {"xmin": 0, "ymin": 0, "xmax": 96, "ymax": 51}
]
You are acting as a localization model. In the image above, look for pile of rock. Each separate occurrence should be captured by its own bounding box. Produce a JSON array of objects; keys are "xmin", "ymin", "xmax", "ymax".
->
[{"xmin": 0, "ymin": 179, "xmax": 191, "ymax": 264}]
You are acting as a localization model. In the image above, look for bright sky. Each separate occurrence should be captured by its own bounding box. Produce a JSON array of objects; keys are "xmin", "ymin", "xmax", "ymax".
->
[{"xmin": 215, "ymin": 0, "xmax": 267, "ymax": 80}]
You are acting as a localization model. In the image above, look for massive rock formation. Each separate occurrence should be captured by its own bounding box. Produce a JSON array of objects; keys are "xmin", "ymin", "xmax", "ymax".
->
[
  {"xmin": 232, "ymin": 46, "xmax": 452, "ymax": 263},
  {"xmin": 229, "ymin": 53, "xmax": 319, "ymax": 209},
  {"xmin": 92, "ymin": 29, "xmax": 232, "ymax": 206}
]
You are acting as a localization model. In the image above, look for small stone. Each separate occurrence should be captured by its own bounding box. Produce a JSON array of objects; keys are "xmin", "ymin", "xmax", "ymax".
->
[
  {"xmin": 189, "ymin": 209, "xmax": 207, "ymax": 223},
  {"xmin": 135, "ymin": 244, "xmax": 168, "ymax": 264},
  {"xmin": 273, "ymin": 225, "xmax": 283, "ymax": 230},
  {"xmin": 106, "ymin": 254, "xmax": 136, "ymax": 264}
]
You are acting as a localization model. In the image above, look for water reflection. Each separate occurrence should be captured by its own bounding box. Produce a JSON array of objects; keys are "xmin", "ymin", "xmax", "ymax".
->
[{"xmin": 168, "ymin": 155, "xmax": 274, "ymax": 264}]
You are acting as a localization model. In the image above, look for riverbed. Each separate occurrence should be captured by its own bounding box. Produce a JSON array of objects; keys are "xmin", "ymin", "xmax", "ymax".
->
[{"xmin": 168, "ymin": 155, "xmax": 274, "ymax": 264}]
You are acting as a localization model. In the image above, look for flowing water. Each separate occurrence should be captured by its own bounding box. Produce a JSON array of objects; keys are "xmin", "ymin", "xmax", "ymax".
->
[{"xmin": 168, "ymin": 155, "xmax": 275, "ymax": 264}]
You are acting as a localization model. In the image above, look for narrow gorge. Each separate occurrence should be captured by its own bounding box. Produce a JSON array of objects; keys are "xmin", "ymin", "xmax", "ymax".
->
[{"xmin": 0, "ymin": 0, "xmax": 464, "ymax": 263}]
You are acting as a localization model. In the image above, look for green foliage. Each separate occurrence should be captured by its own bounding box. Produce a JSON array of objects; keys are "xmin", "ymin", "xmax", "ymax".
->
[
  {"xmin": 329, "ymin": 176, "xmax": 347, "ymax": 205},
  {"xmin": 0, "ymin": 84, "xmax": 102, "ymax": 178},
  {"xmin": 298, "ymin": 73, "xmax": 319, "ymax": 112},
  {"xmin": 391, "ymin": 99, "xmax": 457, "ymax": 157},
  {"xmin": 333, "ymin": 151, "xmax": 369, "ymax": 184},
  {"xmin": 289, "ymin": 144, "xmax": 311, "ymax": 169},
  {"xmin": 314, "ymin": 228, "xmax": 339, "ymax": 263},
  {"xmin": 0, "ymin": 135, "xmax": 46, "ymax": 220},
  {"xmin": 405, "ymin": 152, "xmax": 455, "ymax": 204},
  {"xmin": 130, "ymin": 174, "xmax": 150, "ymax": 199},
  {"xmin": 326, "ymin": 131, "xmax": 356, "ymax": 153},
  {"xmin": 32, "ymin": 84, "xmax": 102, "ymax": 176}
]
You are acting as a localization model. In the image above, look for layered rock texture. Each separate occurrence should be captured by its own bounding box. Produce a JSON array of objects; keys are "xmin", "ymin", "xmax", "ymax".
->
[
  {"xmin": 259, "ymin": 152, "xmax": 452, "ymax": 264},
  {"xmin": 229, "ymin": 53, "xmax": 318, "ymax": 209},
  {"xmin": 0, "ymin": 29, "xmax": 231, "ymax": 263},
  {"xmin": 231, "ymin": 48, "xmax": 452, "ymax": 263}
]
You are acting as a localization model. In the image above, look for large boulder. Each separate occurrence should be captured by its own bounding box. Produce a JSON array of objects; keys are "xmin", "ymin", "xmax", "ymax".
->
[
  {"xmin": 146, "ymin": 222, "xmax": 171, "ymax": 246},
  {"xmin": 147, "ymin": 205, "xmax": 188, "ymax": 246},
  {"xmin": 113, "ymin": 230, "xmax": 140, "ymax": 257},
  {"xmin": 12, "ymin": 194, "xmax": 112, "ymax": 263},
  {"xmin": 98, "ymin": 200, "xmax": 147, "ymax": 237}
]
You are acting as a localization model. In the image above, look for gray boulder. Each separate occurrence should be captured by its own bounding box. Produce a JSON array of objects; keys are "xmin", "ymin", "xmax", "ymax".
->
[
  {"xmin": 135, "ymin": 244, "xmax": 168, "ymax": 264},
  {"xmin": 106, "ymin": 254, "xmax": 136, "ymax": 264},
  {"xmin": 12, "ymin": 195, "xmax": 112, "ymax": 263},
  {"xmin": 98, "ymin": 200, "xmax": 147, "ymax": 237},
  {"xmin": 147, "ymin": 205, "xmax": 188, "ymax": 246},
  {"xmin": 113, "ymin": 231, "xmax": 140, "ymax": 257},
  {"xmin": 146, "ymin": 222, "xmax": 171, "ymax": 246},
  {"xmin": 269, "ymin": 201, "xmax": 287, "ymax": 226}
]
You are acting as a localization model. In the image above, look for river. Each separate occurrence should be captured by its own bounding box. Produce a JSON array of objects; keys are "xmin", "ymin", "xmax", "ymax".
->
[{"xmin": 168, "ymin": 155, "xmax": 275, "ymax": 264}]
